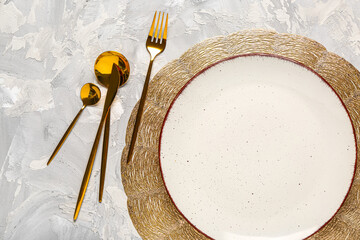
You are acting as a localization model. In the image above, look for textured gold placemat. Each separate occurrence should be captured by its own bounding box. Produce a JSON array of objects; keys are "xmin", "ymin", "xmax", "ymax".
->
[{"xmin": 121, "ymin": 29, "xmax": 360, "ymax": 239}]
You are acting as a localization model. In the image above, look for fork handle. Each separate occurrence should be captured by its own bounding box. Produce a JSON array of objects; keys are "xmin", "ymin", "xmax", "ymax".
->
[{"xmin": 127, "ymin": 59, "xmax": 154, "ymax": 163}]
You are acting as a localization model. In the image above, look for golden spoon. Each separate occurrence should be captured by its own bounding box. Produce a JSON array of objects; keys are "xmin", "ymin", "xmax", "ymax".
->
[
  {"xmin": 74, "ymin": 64, "xmax": 121, "ymax": 221},
  {"xmin": 94, "ymin": 51, "xmax": 130, "ymax": 202},
  {"xmin": 47, "ymin": 83, "xmax": 101, "ymax": 165}
]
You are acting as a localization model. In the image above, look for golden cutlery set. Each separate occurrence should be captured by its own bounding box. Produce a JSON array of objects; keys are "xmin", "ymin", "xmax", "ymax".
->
[{"xmin": 47, "ymin": 11, "xmax": 168, "ymax": 220}]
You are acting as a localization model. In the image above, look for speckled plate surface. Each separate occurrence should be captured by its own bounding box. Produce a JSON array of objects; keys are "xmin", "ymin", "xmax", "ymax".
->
[
  {"xmin": 159, "ymin": 54, "xmax": 356, "ymax": 239},
  {"xmin": 121, "ymin": 29, "xmax": 360, "ymax": 240}
]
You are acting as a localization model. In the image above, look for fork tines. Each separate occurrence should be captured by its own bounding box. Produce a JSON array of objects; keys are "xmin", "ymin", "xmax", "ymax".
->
[{"xmin": 149, "ymin": 11, "xmax": 168, "ymax": 43}]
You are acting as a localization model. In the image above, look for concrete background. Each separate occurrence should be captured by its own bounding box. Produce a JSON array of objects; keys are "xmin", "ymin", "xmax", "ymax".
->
[{"xmin": 1, "ymin": 0, "xmax": 360, "ymax": 239}]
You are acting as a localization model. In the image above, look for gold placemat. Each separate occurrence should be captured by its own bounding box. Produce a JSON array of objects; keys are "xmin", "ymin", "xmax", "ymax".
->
[{"xmin": 121, "ymin": 29, "xmax": 360, "ymax": 239}]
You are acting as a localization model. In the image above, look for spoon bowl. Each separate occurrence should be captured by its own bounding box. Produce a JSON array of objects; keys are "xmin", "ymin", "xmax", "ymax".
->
[
  {"xmin": 94, "ymin": 51, "xmax": 130, "ymax": 88},
  {"xmin": 81, "ymin": 83, "xmax": 101, "ymax": 106}
]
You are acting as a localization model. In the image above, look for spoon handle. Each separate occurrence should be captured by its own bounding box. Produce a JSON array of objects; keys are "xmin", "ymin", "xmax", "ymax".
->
[
  {"xmin": 73, "ymin": 109, "xmax": 107, "ymax": 220},
  {"xmin": 47, "ymin": 105, "xmax": 86, "ymax": 165},
  {"xmin": 99, "ymin": 109, "xmax": 110, "ymax": 202}
]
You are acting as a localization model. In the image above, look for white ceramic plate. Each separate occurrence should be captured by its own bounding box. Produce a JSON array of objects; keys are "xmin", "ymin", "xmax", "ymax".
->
[{"xmin": 159, "ymin": 54, "xmax": 357, "ymax": 240}]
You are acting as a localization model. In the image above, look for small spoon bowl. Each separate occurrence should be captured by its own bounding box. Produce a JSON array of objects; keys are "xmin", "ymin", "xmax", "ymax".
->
[{"xmin": 81, "ymin": 83, "xmax": 101, "ymax": 106}]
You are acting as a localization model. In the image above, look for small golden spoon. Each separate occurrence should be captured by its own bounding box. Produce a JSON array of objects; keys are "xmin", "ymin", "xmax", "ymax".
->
[
  {"xmin": 94, "ymin": 51, "xmax": 130, "ymax": 202},
  {"xmin": 47, "ymin": 83, "xmax": 101, "ymax": 165}
]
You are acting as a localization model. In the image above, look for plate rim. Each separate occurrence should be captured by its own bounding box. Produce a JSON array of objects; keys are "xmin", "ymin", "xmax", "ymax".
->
[{"xmin": 158, "ymin": 52, "xmax": 358, "ymax": 240}]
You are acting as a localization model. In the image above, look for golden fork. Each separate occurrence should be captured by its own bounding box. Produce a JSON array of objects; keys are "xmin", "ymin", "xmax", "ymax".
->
[{"xmin": 126, "ymin": 11, "xmax": 168, "ymax": 163}]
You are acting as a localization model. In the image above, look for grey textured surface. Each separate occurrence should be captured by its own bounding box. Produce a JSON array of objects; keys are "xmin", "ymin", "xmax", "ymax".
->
[{"xmin": 1, "ymin": 0, "xmax": 360, "ymax": 239}]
